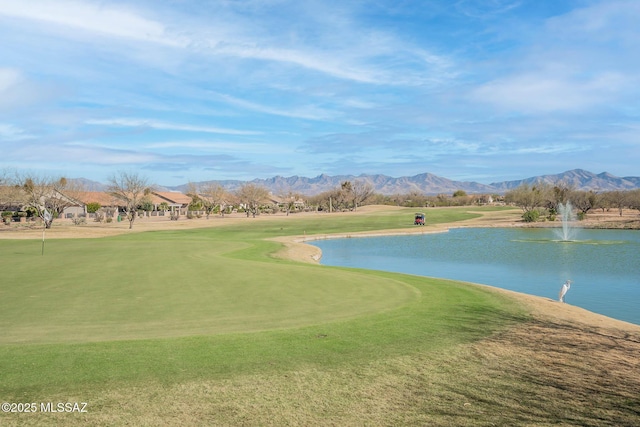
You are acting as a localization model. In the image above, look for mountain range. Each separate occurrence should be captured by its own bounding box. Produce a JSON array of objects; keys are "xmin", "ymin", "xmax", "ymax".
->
[{"xmin": 77, "ymin": 169, "xmax": 640, "ymax": 196}]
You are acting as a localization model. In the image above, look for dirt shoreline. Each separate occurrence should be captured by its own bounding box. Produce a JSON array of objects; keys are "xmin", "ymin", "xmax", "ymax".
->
[{"xmin": 274, "ymin": 207, "xmax": 640, "ymax": 335}]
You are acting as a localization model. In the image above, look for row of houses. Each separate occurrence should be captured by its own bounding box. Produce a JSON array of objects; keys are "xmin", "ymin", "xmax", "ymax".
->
[
  {"xmin": 64, "ymin": 191, "xmax": 305, "ymax": 217},
  {"xmin": 1, "ymin": 187, "xmax": 307, "ymax": 221},
  {"xmin": 62, "ymin": 191, "xmax": 195, "ymax": 218}
]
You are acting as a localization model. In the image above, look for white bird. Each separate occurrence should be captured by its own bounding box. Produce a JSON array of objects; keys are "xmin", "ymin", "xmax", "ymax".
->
[{"xmin": 559, "ymin": 280, "xmax": 572, "ymax": 303}]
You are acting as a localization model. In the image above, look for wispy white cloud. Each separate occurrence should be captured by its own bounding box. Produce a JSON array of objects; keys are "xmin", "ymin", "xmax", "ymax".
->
[
  {"xmin": 0, "ymin": 0, "xmax": 184, "ymax": 46},
  {"xmin": 212, "ymin": 92, "xmax": 338, "ymax": 121},
  {"xmin": 546, "ymin": 0, "xmax": 640, "ymax": 41},
  {"xmin": 0, "ymin": 123, "xmax": 34, "ymax": 141},
  {"xmin": 508, "ymin": 144, "xmax": 586, "ymax": 155},
  {"xmin": 0, "ymin": 68, "xmax": 57, "ymax": 111},
  {"xmin": 215, "ymin": 45, "xmax": 382, "ymax": 84},
  {"xmin": 455, "ymin": 0, "xmax": 523, "ymax": 18},
  {"xmin": 85, "ymin": 118, "xmax": 261, "ymax": 136},
  {"xmin": 471, "ymin": 72, "xmax": 628, "ymax": 113},
  {"xmin": 143, "ymin": 140, "xmax": 287, "ymax": 154},
  {"xmin": 0, "ymin": 0, "xmax": 453, "ymax": 88},
  {"xmin": 468, "ymin": 0, "xmax": 640, "ymax": 115}
]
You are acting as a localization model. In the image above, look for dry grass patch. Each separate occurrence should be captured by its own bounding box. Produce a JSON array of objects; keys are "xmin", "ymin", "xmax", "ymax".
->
[
  {"xmin": 464, "ymin": 318, "xmax": 640, "ymax": 426},
  {"xmin": 5, "ymin": 316, "xmax": 639, "ymax": 426}
]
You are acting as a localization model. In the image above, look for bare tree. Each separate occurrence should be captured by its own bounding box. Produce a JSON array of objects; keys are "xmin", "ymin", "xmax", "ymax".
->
[
  {"xmin": 570, "ymin": 190, "xmax": 598, "ymax": 215},
  {"xmin": 627, "ymin": 189, "xmax": 640, "ymax": 214},
  {"xmin": 307, "ymin": 189, "xmax": 342, "ymax": 212},
  {"xmin": 351, "ymin": 180, "xmax": 375, "ymax": 211},
  {"xmin": 107, "ymin": 171, "xmax": 150, "ymax": 229},
  {"xmin": 603, "ymin": 191, "xmax": 627, "ymax": 216},
  {"xmin": 0, "ymin": 169, "xmax": 20, "ymax": 210},
  {"xmin": 236, "ymin": 183, "xmax": 269, "ymax": 218},
  {"xmin": 20, "ymin": 175, "xmax": 74, "ymax": 228},
  {"xmin": 199, "ymin": 183, "xmax": 229, "ymax": 218}
]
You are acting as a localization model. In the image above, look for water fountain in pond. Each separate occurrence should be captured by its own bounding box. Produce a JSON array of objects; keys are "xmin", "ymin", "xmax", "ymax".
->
[{"xmin": 556, "ymin": 201, "xmax": 578, "ymax": 241}]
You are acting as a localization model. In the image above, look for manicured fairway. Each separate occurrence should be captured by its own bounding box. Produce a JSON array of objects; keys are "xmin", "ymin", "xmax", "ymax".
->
[
  {"xmin": 0, "ymin": 236, "xmax": 420, "ymax": 344},
  {"xmin": 0, "ymin": 207, "xmax": 488, "ymax": 344},
  {"xmin": 0, "ymin": 207, "xmax": 531, "ymax": 425}
]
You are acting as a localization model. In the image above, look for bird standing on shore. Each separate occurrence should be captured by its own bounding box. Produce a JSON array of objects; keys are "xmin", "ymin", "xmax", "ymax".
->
[{"xmin": 559, "ymin": 280, "xmax": 572, "ymax": 303}]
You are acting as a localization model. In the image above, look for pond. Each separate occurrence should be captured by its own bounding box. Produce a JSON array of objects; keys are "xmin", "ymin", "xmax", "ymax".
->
[{"xmin": 311, "ymin": 228, "xmax": 640, "ymax": 325}]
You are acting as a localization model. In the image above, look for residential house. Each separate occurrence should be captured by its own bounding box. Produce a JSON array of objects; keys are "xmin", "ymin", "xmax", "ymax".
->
[
  {"xmin": 63, "ymin": 191, "xmax": 122, "ymax": 219},
  {"xmin": 150, "ymin": 191, "xmax": 193, "ymax": 215}
]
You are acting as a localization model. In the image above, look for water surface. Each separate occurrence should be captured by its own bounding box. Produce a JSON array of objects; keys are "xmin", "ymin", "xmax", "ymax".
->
[{"xmin": 311, "ymin": 228, "xmax": 640, "ymax": 325}]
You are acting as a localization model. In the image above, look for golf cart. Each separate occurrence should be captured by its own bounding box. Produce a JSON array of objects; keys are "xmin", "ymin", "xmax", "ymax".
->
[{"xmin": 414, "ymin": 213, "xmax": 425, "ymax": 225}]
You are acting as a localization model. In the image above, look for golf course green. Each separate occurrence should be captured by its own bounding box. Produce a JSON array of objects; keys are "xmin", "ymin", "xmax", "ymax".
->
[{"xmin": 3, "ymin": 206, "xmax": 636, "ymax": 426}]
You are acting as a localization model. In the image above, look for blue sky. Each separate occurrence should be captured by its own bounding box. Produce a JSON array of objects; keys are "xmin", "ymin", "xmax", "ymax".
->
[{"xmin": 1, "ymin": 0, "xmax": 638, "ymax": 186}]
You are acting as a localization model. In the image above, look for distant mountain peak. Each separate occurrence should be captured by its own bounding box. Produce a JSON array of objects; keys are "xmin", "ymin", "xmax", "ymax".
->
[{"xmin": 74, "ymin": 169, "xmax": 639, "ymax": 196}]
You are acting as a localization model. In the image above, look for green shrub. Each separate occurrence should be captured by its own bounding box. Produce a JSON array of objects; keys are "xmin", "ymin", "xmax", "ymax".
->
[
  {"xmin": 86, "ymin": 202, "xmax": 101, "ymax": 213},
  {"xmin": 522, "ymin": 209, "xmax": 540, "ymax": 222},
  {"xmin": 2, "ymin": 211, "xmax": 13, "ymax": 224}
]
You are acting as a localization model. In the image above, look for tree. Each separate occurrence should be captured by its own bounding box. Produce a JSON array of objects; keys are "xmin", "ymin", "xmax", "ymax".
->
[
  {"xmin": 504, "ymin": 183, "xmax": 555, "ymax": 222},
  {"xmin": 139, "ymin": 196, "xmax": 154, "ymax": 215},
  {"xmin": 199, "ymin": 183, "xmax": 229, "ymax": 218},
  {"xmin": 351, "ymin": 180, "xmax": 374, "ymax": 211},
  {"xmin": 339, "ymin": 181, "xmax": 353, "ymax": 210},
  {"xmin": 20, "ymin": 175, "xmax": 74, "ymax": 228},
  {"xmin": 335, "ymin": 180, "xmax": 372, "ymax": 211},
  {"xmin": 186, "ymin": 182, "xmax": 204, "ymax": 218},
  {"xmin": 551, "ymin": 183, "xmax": 573, "ymax": 206},
  {"xmin": 107, "ymin": 172, "xmax": 150, "ymax": 229},
  {"xmin": 275, "ymin": 184, "xmax": 303, "ymax": 216},
  {"xmin": 158, "ymin": 202, "xmax": 170, "ymax": 214},
  {"xmin": 86, "ymin": 202, "xmax": 101, "ymax": 213},
  {"xmin": 453, "ymin": 189, "xmax": 467, "ymax": 197},
  {"xmin": 603, "ymin": 191, "xmax": 627, "ymax": 216},
  {"xmin": 307, "ymin": 189, "xmax": 342, "ymax": 212},
  {"xmin": 570, "ymin": 190, "xmax": 598, "ymax": 215},
  {"xmin": 505, "ymin": 183, "xmax": 549, "ymax": 213},
  {"xmin": 0, "ymin": 169, "xmax": 20, "ymax": 210},
  {"xmin": 627, "ymin": 189, "xmax": 640, "ymax": 213},
  {"xmin": 236, "ymin": 183, "xmax": 269, "ymax": 218},
  {"xmin": 397, "ymin": 191, "xmax": 429, "ymax": 208}
]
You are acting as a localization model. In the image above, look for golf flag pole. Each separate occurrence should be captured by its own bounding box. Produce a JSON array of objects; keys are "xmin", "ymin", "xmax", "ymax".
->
[{"xmin": 42, "ymin": 208, "xmax": 52, "ymax": 256}]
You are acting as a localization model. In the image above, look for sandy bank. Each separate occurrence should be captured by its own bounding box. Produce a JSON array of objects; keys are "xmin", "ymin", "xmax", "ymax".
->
[{"xmin": 271, "ymin": 207, "xmax": 640, "ymax": 335}]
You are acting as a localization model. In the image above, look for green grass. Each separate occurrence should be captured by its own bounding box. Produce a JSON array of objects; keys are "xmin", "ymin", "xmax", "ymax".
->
[
  {"xmin": 0, "ymin": 206, "xmax": 532, "ymax": 424},
  {"xmin": 0, "ymin": 273, "xmax": 518, "ymax": 396}
]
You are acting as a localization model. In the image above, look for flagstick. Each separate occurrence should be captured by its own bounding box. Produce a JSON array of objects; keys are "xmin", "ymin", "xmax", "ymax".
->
[{"xmin": 42, "ymin": 209, "xmax": 52, "ymax": 256}]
